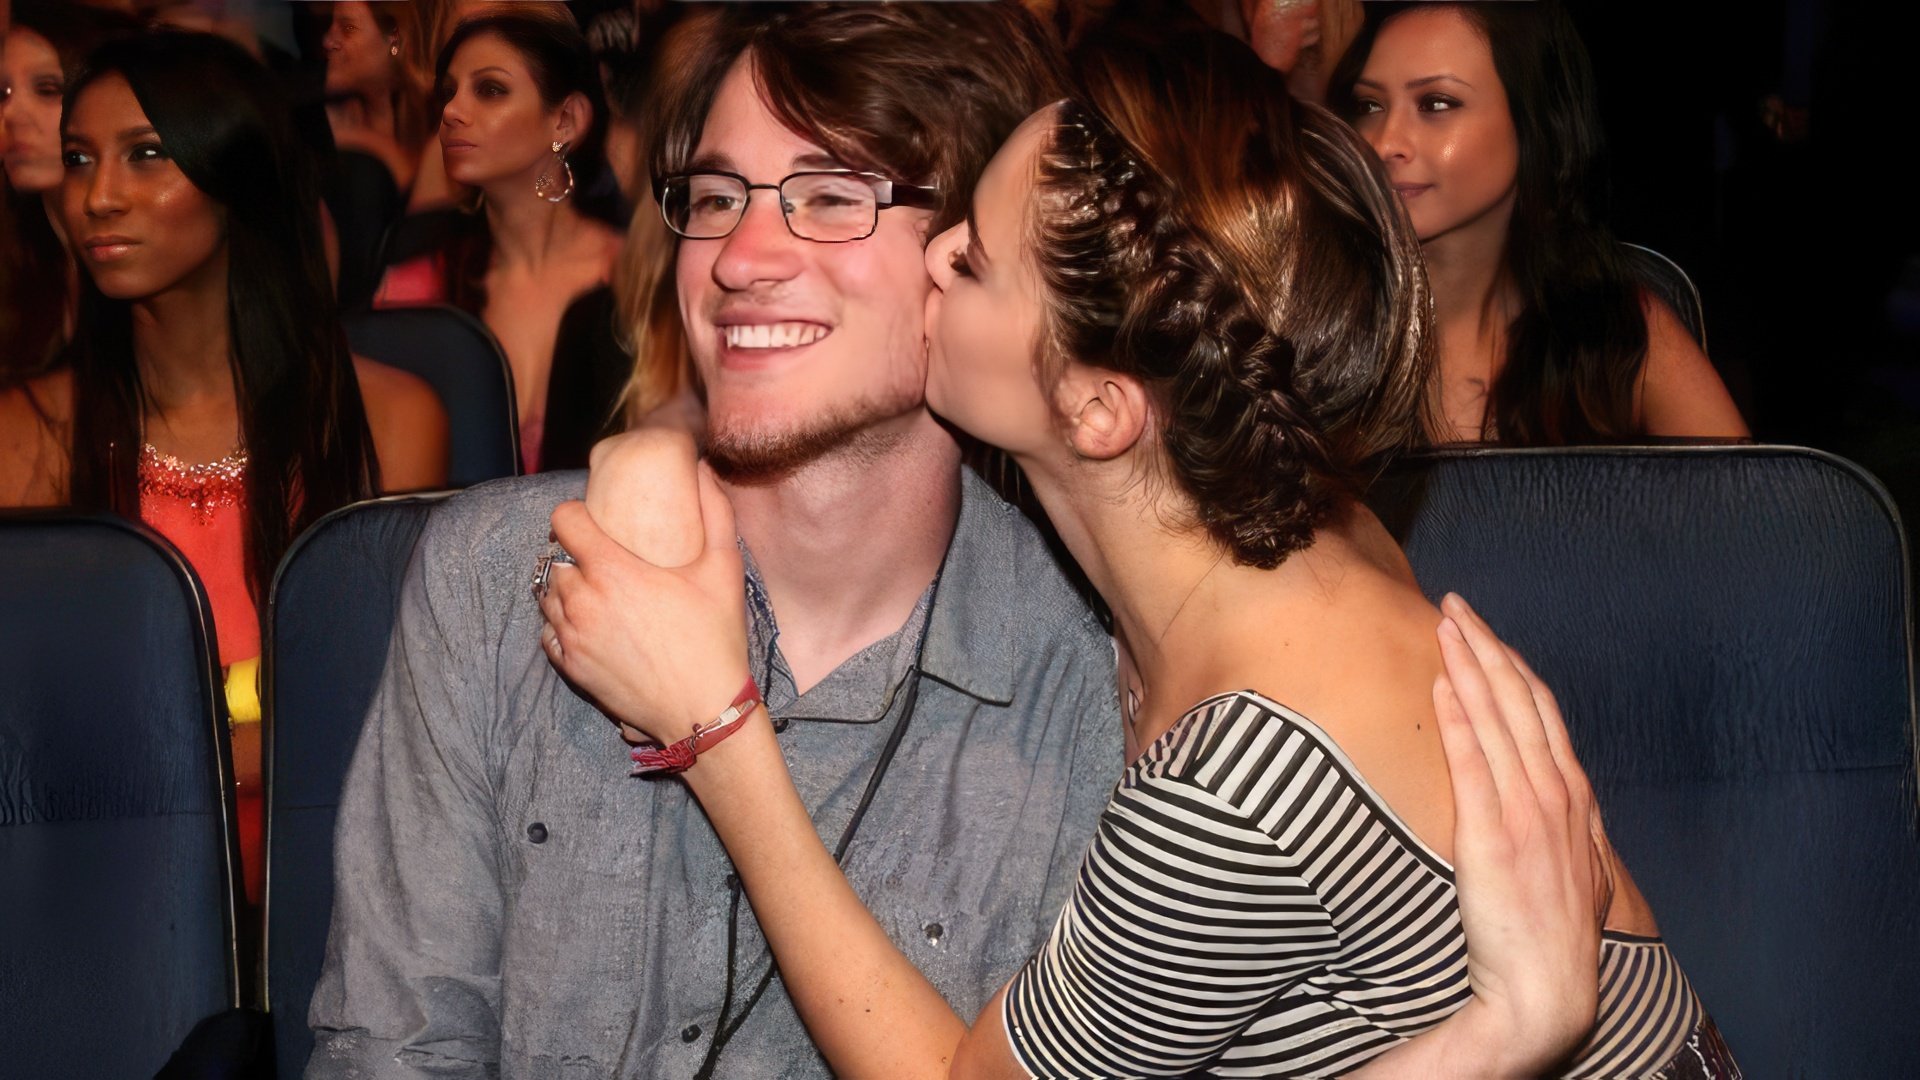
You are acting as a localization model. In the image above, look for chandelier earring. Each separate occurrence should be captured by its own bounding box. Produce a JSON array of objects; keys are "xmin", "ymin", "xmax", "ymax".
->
[{"xmin": 533, "ymin": 139, "xmax": 575, "ymax": 203}]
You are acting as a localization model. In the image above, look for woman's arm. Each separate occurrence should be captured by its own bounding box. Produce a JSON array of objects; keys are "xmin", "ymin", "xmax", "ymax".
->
[
  {"xmin": 542, "ymin": 474, "xmax": 986, "ymax": 1080},
  {"xmin": 542, "ymin": 464, "xmax": 1609, "ymax": 1079},
  {"xmin": 0, "ymin": 369, "xmax": 72, "ymax": 507},
  {"xmin": 354, "ymin": 356, "xmax": 450, "ymax": 493},
  {"xmin": 1637, "ymin": 295, "xmax": 1749, "ymax": 439}
]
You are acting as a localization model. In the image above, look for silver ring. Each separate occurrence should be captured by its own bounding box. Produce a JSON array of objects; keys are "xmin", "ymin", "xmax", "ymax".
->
[{"xmin": 530, "ymin": 542, "xmax": 577, "ymax": 601}]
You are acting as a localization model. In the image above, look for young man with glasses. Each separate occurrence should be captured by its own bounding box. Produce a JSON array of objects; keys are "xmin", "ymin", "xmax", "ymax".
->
[{"xmin": 307, "ymin": 7, "xmax": 1121, "ymax": 1079}]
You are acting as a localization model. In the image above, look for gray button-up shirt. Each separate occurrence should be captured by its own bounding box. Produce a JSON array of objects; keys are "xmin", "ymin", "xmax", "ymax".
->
[{"xmin": 306, "ymin": 467, "xmax": 1121, "ymax": 1078}]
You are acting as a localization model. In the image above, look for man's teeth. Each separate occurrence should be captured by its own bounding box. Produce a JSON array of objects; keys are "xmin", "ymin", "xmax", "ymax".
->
[{"xmin": 725, "ymin": 322, "xmax": 830, "ymax": 349}]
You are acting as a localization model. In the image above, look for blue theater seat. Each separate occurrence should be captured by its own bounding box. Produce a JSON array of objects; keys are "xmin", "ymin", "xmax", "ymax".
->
[
  {"xmin": 344, "ymin": 305, "xmax": 521, "ymax": 489},
  {"xmin": 1371, "ymin": 446, "xmax": 1919, "ymax": 1073},
  {"xmin": 263, "ymin": 492, "xmax": 446, "ymax": 1079},
  {"xmin": 0, "ymin": 510, "xmax": 244, "ymax": 1077}
]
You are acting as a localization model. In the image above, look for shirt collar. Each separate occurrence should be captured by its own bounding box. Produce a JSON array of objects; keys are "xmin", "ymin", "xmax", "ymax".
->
[
  {"xmin": 917, "ymin": 467, "xmax": 1018, "ymax": 706},
  {"xmin": 737, "ymin": 467, "xmax": 1021, "ymax": 716}
]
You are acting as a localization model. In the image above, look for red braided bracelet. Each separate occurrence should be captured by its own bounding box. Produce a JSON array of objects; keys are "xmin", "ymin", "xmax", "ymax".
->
[{"xmin": 630, "ymin": 676, "xmax": 763, "ymax": 776}]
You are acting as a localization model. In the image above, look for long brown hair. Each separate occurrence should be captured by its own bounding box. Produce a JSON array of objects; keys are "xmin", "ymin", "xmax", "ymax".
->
[{"xmin": 1034, "ymin": 24, "xmax": 1435, "ymax": 568}]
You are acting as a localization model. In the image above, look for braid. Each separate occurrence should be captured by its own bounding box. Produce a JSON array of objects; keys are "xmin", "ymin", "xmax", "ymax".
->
[{"xmin": 1032, "ymin": 27, "xmax": 1434, "ymax": 569}]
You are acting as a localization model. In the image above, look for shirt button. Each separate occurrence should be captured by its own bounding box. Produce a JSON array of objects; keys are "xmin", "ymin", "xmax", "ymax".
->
[
  {"xmin": 923, "ymin": 921, "xmax": 944, "ymax": 947},
  {"xmin": 681, "ymin": 1024, "xmax": 702, "ymax": 1043},
  {"xmin": 526, "ymin": 822, "xmax": 549, "ymax": 844}
]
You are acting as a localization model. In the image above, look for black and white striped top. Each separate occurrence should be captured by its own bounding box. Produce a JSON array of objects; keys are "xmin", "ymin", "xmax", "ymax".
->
[{"xmin": 1003, "ymin": 691, "xmax": 1740, "ymax": 1079}]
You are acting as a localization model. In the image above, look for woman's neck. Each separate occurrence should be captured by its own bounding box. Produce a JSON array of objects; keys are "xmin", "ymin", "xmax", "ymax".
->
[
  {"xmin": 131, "ymin": 251, "xmax": 235, "ymax": 417},
  {"xmin": 1022, "ymin": 457, "xmax": 1412, "ymax": 749},
  {"xmin": 1422, "ymin": 202, "xmax": 1517, "ymax": 340},
  {"xmin": 331, "ymin": 91, "xmax": 396, "ymax": 139},
  {"xmin": 483, "ymin": 180, "xmax": 586, "ymax": 271}
]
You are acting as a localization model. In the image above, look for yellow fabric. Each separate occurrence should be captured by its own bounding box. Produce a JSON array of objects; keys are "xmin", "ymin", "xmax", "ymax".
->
[{"xmin": 225, "ymin": 655, "xmax": 262, "ymax": 725}]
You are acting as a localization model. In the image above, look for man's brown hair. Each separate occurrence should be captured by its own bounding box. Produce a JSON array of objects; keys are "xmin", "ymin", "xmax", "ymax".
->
[{"xmin": 646, "ymin": 3, "xmax": 1066, "ymax": 235}]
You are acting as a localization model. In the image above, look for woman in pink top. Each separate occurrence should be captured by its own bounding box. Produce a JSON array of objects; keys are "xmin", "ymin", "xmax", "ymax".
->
[{"xmin": 0, "ymin": 31, "xmax": 448, "ymax": 905}]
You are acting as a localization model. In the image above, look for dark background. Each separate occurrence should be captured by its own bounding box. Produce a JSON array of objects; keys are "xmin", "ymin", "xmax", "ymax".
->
[{"xmin": 1570, "ymin": 0, "xmax": 1920, "ymax": 519}]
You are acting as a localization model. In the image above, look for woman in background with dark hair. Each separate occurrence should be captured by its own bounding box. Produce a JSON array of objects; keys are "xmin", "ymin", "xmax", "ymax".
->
[
  {"xmin": 1333, "ymin": 1, "xmax": 1747, "ymax": 444},
  {"xmin": 377, "ymin": 12, "xmax": 626, "ymax": 473},
  {"xmin": 0, "ymin": 0, "xmax": 136, "ymax": 382},
  {"xmin": 0, "ymin": 30, "xmax": 447, "ymax": 904}
]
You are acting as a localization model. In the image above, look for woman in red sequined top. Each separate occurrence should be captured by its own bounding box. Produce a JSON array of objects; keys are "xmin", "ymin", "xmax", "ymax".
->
[{"xmin": 0, "ymin": 31, "xmax": 449, "ymax": 906}]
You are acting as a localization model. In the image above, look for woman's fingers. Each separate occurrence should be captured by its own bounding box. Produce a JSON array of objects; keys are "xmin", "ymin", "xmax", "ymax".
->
[
  {"xmin": 550, "ymin": 500, "xmax": 628, "ymax": 576},
  {"xmin": 1436, "ymin": 616, "xmax": 1532, "ymax": 810},
  {"xmin": 1501, "ymin": 642, "xmax": 1595, "ymax": 810},
  {"xmin": 1433, "ymin": 673, "xmax": 1501, "ymax": 837},
  {"xmin": 1442, "ymin": 595, "xmax": 1570, "ymax": 815}
]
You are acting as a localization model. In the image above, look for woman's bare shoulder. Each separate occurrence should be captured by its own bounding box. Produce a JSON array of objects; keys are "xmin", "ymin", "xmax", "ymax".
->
[
  {"xmin": 353, "ymin": 356, "xmax": 449, "ymax": 493},
  {"xmin": 1637, "ymin": 294, "xmax": 1749, "ymax": 439},
  {"xmin": 0, "ymin": 368, "xmax": 75, "ymax": 506}
]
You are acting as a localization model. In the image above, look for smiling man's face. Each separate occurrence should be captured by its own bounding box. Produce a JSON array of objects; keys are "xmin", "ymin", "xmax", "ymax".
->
[{"xmin": 676, "ymin": 55, "xmax": 937, "ymax": 481}]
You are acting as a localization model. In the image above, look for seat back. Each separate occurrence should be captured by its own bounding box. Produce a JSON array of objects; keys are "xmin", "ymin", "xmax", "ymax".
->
[
  {"xmin": 262, "ymin": 493, "xmax": 445, "ymax": 1079},
  {"xmin": 0, "ymin": 511, "xmax": 242, "ymax": 1076},
  {"xmin": 343, "ymin": 305, "xmax": 520, "ymax": 488},
  {"xmin": 1623, "ymin": 242, "xmax": 1709, "ymax": 352},
  {"xmin": 1370, "ymin": 446, "xmax": 1919, "ymax": 1072},
  {"xmin": 325, "ymin": 149, "xmax": 402, "ymax": 312}
]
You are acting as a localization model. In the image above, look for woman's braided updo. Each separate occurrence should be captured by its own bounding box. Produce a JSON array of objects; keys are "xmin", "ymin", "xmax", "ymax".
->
[{"xmin": 1032, "ymin": 25, "xmax": 1435, "ymax": 569}]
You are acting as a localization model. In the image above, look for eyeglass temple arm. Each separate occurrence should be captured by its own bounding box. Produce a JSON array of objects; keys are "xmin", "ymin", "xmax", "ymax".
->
[{"xmin": 878, "ymin": 180, "xmax": 942, "ymax": 211}]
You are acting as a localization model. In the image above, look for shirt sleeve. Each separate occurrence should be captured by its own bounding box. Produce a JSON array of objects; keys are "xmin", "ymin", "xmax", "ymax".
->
[
  {"xmin": 304, "ymin": 507, "xmax": 506, "ymax": 1079},
  {"xmin": 1001, "ymin": 770, "xmax": 1338, "ymax": 1078}
]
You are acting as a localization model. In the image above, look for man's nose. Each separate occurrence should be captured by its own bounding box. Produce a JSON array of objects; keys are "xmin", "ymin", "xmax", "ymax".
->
[{"xmin": 710, "ymin": 188, "xmax": 806, "ymax": 291}]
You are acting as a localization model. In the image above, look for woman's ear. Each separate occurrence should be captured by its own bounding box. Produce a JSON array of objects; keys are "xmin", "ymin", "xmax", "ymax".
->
[
  {"xmin": 1055, "ymin": 365, "xmax": 1151, "ymax": 461},
  {"xmin": 556, "ymin": 91, "xmax": 592, "ymax": 147}
]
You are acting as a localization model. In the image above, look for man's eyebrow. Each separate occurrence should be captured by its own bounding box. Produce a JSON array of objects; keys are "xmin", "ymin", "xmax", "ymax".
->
[
  {"xmin": 792, "ymin": 151, "xmax": 845, "ymax": 171},
  {"xmin": 683, "ymin": 150, "xmax": 736, "ymax": 174}
]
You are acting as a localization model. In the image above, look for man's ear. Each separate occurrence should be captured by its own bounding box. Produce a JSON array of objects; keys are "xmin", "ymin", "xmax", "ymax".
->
[{"xmin": 1055, "ymin": 365, "xmax": 1151, "ymax": 461}]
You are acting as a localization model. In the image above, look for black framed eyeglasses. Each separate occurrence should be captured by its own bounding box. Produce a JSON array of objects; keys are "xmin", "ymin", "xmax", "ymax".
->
[{"xmin": 655, "ymin": 170, "xmax": 941, "ymax": 244}]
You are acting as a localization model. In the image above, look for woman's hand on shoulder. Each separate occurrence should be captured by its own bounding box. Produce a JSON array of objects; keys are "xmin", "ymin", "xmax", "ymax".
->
[
  {"xmin": 542, "ymin": 459, "xmax": 750, "ymax": 744},
  {"xmin": 1638, "ymin": 295, "xmax": 1749, "ymax": 440},
  {"xmin": 353, "ymin": 356, "xmax": 449, "ymax": 493},
  {"xmin": 1349, "ymin": 593, "xmax": 1612, "ymax": 1078},
  {"xmin": 1432, "ymin": 593, "xmax": 1610, "ymax": 1074}
]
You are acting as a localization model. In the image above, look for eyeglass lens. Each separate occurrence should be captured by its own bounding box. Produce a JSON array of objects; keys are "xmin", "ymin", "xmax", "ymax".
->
[{"xmin": 664, "ymin": 173, "xmax": 882, "ymax": 242}]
